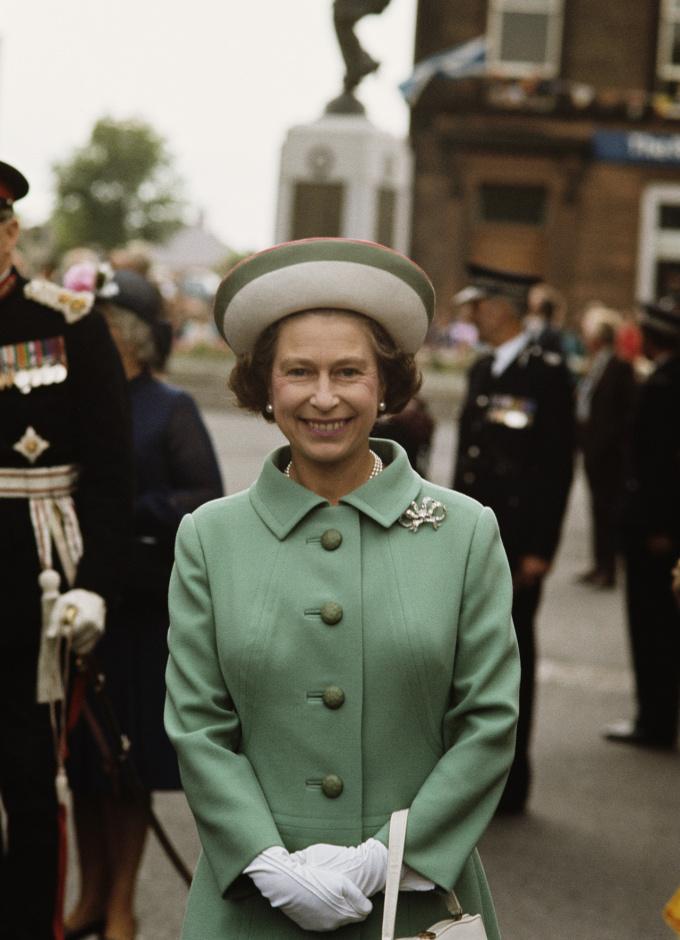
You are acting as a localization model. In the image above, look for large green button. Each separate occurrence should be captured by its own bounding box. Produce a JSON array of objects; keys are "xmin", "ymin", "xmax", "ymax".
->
[
  {"xmin": 321, "ymin": 774, "xmax": 344, "ymax": 799},
  {"xmin": 320, "ymin": 529, "xmax": 343, "ymax": 551},
  {"xmin": 322, "ymin": 686, "xmax": 345, "ymax": 709},
  {"xmin": 320, "ymin": 602, "xmax": 343, "ymax": 625}
]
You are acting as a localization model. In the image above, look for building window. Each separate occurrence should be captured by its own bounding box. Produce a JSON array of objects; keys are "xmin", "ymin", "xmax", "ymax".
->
[
  {"xmin": 478, "ymin": 184, "xmax": 547, "ymax": 226},
  {"xmin": 487, "ymin": 0, "xmax": 564, "ymax": 77},
  {"xmin": 637, "ymin": 184, "xmax": 680, "ymax": 300},
  {"xmin": 658, "ymin": 0, "xmax": 680, "ymax": 80}
]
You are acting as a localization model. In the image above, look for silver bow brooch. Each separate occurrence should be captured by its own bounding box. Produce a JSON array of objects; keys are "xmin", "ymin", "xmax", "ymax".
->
[{"xmin": 398, "ymin": 497, "xmax": 447, "ymax": 533}]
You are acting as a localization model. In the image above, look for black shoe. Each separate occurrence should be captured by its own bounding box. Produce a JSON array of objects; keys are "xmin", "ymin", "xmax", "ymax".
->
[
  {"xmin": 602, "ymin": 719, "xmax": 675, "ymax": 750},
  {"xmin": 592, "ymin": 570, "xmax": 616, "ymax": 588},
  {"xmin": 496, "ymin": 802, "xmax": 526, "ymax": 817},
  {"xmin": 575, "ymin": 569, "xmax": 600, "ymax": 585},
  {"xmin": 64, "ymin": 919, "xmax": 106, "ymax": 940},
  {"xmin": 576, "ymin": 568, "xmax": 615, "ymax": 587},
  {"xmin": 495, "ymin": 794, "xmax": 527, "ymax": 816}
]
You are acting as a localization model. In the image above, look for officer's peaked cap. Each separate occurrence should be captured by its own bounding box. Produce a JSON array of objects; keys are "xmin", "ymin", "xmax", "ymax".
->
[
  {"xmin": 0, "ymin": 160, "xmax": 29, "ymax": 210},
  {"xmin": 639, "ymin": 293, "xmax": 680, "ymax": 336},
  {"xmin": 453, "ymin": 263, "xmax": 541, "ymax": 308}
]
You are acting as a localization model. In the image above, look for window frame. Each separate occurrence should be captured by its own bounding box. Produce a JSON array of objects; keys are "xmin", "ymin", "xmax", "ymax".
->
[
  {"xmin": 487, "ymin": 0, "xmax": 565, "ymax": 78},
  {"xmin": 657, "ymin": 0, "xmax": 680, "ymax": 81},
  {"xmin": 637, "ymin": 183, "xmax": 680, "ymax": 300}
]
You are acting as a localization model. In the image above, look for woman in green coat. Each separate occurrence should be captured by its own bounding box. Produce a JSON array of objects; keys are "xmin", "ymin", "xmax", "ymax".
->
[{"xmin": 164, "ymin": 238, "xmax": 520, "ymax": 939}]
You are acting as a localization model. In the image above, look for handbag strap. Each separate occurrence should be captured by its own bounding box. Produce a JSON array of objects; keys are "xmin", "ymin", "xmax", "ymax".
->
[
  {"xmin": 382, "ymin": 809, "xmax": 409, "ymax": 940},
  {"xmin": 381, "ymin": 809, "xmax": 464, "ymax": 940}
]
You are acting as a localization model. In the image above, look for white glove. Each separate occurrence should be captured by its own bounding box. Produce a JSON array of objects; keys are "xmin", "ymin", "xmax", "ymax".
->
[
  {"xmin": 47, "ymin": 589, "xmax": 106, "ymax": 655},
  {"xmin": 244, "ymin": 845, "xmax": 372, "ymax": 931},
  {"xmin": 291, "ymin": 839, "xmax": 388, "ymax": 897},
  {"xmin": 400, "ymin": 864, "xmax": 436, "ymax": 892},
  {"xmin": 292, "ymin": 839, "xmax": 435, "ymax": 895}
]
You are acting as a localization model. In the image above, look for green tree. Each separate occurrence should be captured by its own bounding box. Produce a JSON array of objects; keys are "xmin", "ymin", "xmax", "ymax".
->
[{"xmin": 51, "ymin": 117, "xmax": 186, "ymax": 253}]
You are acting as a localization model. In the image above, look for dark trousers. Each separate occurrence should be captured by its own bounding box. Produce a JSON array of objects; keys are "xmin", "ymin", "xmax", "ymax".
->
[
  {"xmin": 584, "ymin": 461, "xmax": 621, "ymax": 578},
  {"xmin": 0, "ymin": 648, "xmax": 60, "ymax": 940},
  {"xmin": 499, "ymin": 579, "xmax": 543, "ymax": 812},
  {"xmin": 625, "ymin": 544, "xmax": 680, "ymax": 743}
]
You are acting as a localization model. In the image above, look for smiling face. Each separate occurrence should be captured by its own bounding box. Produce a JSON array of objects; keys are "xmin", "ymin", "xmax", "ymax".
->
[
  {"xmin": 269, "ymin": 311, "xmax": 383, "ymax": 476},
  {"xmin": 469, "ymin": 294, "xmax": 522, "ymax": 348}
]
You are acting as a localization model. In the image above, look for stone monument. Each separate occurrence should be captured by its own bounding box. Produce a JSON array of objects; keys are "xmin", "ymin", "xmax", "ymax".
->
[{"xmin": 274, "ymin": 0, "xmax": 412, "ymax": 252}]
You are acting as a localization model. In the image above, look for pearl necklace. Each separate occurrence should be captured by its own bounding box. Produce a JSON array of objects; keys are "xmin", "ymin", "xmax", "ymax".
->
[{"xmin": 284, "ymin": 449, "xmax": 383, "ymax": 481}]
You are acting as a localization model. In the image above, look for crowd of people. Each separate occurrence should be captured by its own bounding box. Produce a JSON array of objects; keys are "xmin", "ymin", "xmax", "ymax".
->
[{"xmin": 1, "ymin": 155, "xmax": 679, "ymax": 940}]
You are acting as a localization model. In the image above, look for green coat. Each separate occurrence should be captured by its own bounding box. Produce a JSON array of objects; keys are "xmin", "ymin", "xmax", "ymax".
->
[{"xmin": 165, "ymin": 439, "xmax": 520, "ymax": 939}]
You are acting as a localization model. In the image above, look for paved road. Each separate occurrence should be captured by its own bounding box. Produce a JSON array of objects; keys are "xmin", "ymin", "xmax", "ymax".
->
[{"xmin": 66, "ymin": 408, "xmax": 679, "ymax": 939}]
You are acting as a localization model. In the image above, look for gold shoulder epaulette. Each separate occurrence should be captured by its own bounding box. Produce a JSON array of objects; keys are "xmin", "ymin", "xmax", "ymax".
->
[{"xmin": 24, "ymin": 279, "xmax": 94, "ymax": 324}]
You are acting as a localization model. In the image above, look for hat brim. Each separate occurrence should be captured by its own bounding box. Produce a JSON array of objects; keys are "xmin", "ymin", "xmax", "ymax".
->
[
  {"xmin": 452, "ymin": 285, "xmax": 488, "ymax": 306},
  {"xmin": 0, "ymin": 161, "xmax": 29, "ymax": 203},
  {"xmin": 214, "ymin": 239, "xmax": 434, "ymax": 354}
]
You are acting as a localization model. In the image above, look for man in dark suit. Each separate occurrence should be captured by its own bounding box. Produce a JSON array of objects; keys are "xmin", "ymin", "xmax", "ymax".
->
[
  {"xmin": 604, "ymin": 295, "xmax": 680, "ymax": 750},
  {"xmin": 0, "ymin": 160, "xmax": 132, "ymax": 939},
  {"xmin": 453, "ymin": 263, "xmax": 575, "ymax": 813},
  {"xmin": 576, "ymin": 305, "xmax": 636, "ymax": 588}
]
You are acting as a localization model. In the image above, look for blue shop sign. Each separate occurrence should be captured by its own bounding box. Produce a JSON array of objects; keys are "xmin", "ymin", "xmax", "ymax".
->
[{"xmin": 593, "ymin": 130, "xmax": 680, "ymax": 165}]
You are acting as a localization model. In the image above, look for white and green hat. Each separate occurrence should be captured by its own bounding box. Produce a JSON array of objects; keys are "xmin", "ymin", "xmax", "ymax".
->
[{"xmin": 214, "ymin": 237, "xmax": 435, "ymax": 354}]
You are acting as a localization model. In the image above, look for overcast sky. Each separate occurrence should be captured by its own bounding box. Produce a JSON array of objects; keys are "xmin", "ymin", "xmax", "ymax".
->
[{"xmin": 1, "ymin": 0, "xmax": 417, "ymax": 253}]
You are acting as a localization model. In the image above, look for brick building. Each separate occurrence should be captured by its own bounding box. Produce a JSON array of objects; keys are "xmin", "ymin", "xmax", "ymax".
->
[{"xmin": 410, "ymin": 0, "xmax": 680, "ymax": 320}]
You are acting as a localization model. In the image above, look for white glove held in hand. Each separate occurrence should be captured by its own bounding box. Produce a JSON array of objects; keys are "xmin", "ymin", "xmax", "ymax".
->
[
  {"xmin": 47, "ymin": 589, "xmax": 106, "ymax": 655},
  {"xmin": 292, "ymin": 839, "xmax": 435, "ymax": 895},
  {"xmin": 244, "ymin": 845, "xmax": 372, "ymax": 931}
]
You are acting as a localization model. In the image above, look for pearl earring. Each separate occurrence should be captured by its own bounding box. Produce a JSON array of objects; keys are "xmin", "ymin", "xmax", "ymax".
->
[
  {"xmin": 265, "ymin": 403, "xmax": 273, "ymax": 414},
  {"xmin": 378, "ymin": 401, "xmax": 386, "ymax": 413}
]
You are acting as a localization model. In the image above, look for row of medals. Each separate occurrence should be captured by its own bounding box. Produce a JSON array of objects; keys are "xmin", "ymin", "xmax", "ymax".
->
[{"xmin": 0, "ymin": 336, "xmax": 68, "ymax": 395}]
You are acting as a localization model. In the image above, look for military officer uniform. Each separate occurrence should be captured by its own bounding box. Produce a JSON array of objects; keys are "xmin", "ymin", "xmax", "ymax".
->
[
  {"xmin": 453, "ymin": 264, "xmax": 575, "ymax": 813},
  {"xmin": 0, "ymin": 161, "xmax": 132, "ymax": 940},
  {"xmin": 605, "ymin": 295, "xmax": 680, "ymax": 749}
]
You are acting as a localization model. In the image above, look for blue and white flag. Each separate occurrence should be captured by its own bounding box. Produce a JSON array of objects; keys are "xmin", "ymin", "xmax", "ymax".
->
[{"xmin": 400, "ymin": 36, "xmax": 487, "ymax": 106}]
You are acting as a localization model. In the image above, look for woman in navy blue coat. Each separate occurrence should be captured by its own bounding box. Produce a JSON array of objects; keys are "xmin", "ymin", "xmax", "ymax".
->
[{"xmin": 66, "ymin": 269, "xmax": 223, "ymax": 940}]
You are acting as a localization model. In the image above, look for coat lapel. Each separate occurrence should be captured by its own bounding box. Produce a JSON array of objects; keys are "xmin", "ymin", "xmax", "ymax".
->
[{"xmin": 249, "ymin": 439, "xmax": 422, "ymax": 539}]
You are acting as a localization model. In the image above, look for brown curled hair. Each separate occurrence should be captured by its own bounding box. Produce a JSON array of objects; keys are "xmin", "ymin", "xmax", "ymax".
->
[{"xmin": 228, "ymin": 310, "xmax": 422, "ymax": 423}]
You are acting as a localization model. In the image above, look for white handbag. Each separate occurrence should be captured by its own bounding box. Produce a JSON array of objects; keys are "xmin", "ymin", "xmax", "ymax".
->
[{"xmin": 381, "ymin": 810, "xmax": 489, "ymax": 940}]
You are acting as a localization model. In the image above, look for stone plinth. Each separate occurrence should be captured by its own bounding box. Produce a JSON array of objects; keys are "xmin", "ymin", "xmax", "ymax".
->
[{"xmin": 275, "ymin": 113, "xmax": 412, "ymax": 253}]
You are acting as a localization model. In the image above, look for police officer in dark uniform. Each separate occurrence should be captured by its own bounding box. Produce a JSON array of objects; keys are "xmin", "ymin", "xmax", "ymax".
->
[
  {"xmin": 0, "ymin": 160, "xmax": 132, "ymax": 940},
  {"xmin": 453, "ymin": 263, "xmax": 575, "ymax": 814},
  {"xmin": 604, "ymin": 294, "xmax": 680, "ymax": 750}
]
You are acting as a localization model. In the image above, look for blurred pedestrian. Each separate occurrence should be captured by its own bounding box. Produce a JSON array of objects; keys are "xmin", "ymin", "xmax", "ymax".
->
[
  {"xmin": 604, "ymin": 294, "xmax": 680, "ymax": 751},
  {"xmin": 372, "ymin": 394, "xmax": 435, "ymax": 477},
  {"xmin": 525, "ymin": 282, "xmax": 564, "ymax": 355},
  {"xmin": 165, "ymin": 238, "xmax": 520, "ymax": 939},
  {"xmin": 109, "ymin": 241, "xmax": 154, "ymax": 279},
  {"xmin": 575, "ymin": 304, "xmax": 636, "ymax": 588},
  {"xmin": 616, "ymin": 310, "xmax": 643, "ymax": 364},
  {"xmin": 65, "ymin": 269, "xmax": 223, "ymax": 940},
  {"xmin": 0, "ymin": 160, "xmax": 132, "ymax": 940},
  {"xmin": 453, "ymin": 262, "xmax": 575, "ymax": 814}
]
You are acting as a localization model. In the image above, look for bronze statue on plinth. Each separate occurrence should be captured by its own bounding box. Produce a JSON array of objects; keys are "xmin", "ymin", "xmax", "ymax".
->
[{"xmin": 327, "ymin": 0, "xmax": 392, "ymax": 114}]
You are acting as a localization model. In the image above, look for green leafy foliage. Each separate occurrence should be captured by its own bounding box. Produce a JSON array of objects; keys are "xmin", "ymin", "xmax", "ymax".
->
[{"xmin": 51, "ymin": 117, "xmax": 186, "ymax": 253}]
